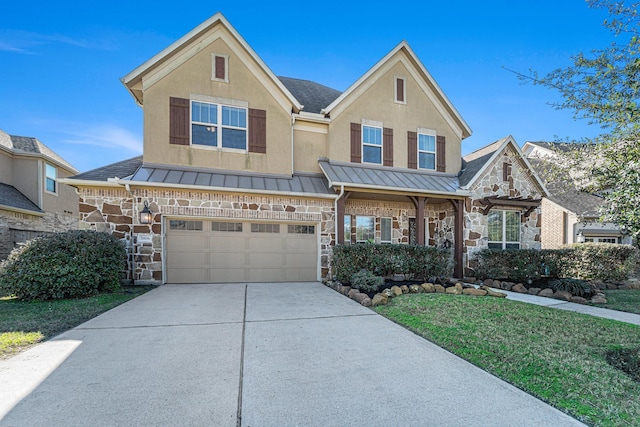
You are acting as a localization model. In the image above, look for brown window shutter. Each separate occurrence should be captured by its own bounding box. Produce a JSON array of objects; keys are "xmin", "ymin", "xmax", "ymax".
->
[
  {"xmin": 407, "ymin": 131, "xmax": 417, "ymax": 169},
  {"xmin": 396, "ymin": 78, "xmax": 404, "ymax": 102},
  {"xmin": 215, "ymin": 55, "xmax": 226, "ymax": 80},
  {"xmin": 169, "ymin": 97, "xmax": 190, "ymax": 146},
  {"xmin": 248, "ymin": 108, "xmax": 266, "ymax": 153},
  {"xmin": 350, "ymin": 123, "xmax": 361, "ymax": 163},
  {"xmin": 436, "ymin": 135, "xmax": 446, "ymax": 172},
  {"xmin": 383, "ymin": 128, "xmax": 393, "ymax": 166}
]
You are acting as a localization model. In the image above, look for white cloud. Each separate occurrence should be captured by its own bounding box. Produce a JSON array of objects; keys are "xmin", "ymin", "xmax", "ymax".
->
[
  {"xmin": 62, "ymin": 125, "xmax": 142, "ymax": 153},
  {"xmin": 0, "ymin": 30, "xmax": 99, "ymax": 54}
]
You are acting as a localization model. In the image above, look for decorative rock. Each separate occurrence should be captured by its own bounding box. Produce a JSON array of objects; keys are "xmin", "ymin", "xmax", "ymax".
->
[
  {"xmin": 434, "ymin": 285, "xmax": 445, "ymax": 293},
  {"xmin": 400, "ymin": 285, "xmax": 410, "ymax": 294},
  {"xmin": 348, "ymin": 289, "xmax": 360, "ymax": 299},
  {"xmin": 528, "ymin": 287, "xmax": 542, "ymax": 295},
  {"xmin": 553, "ymin": 290, "xmax": 572, "ymax": 301},
  {"xmin": 446, "ymin": 286, "xmax": 462, "ymax": 295},
  {"xmin": 462, "ymin": 288, "xmax": 488, "ymax": 296},
  {"xmin": 483, "ymin": 278, "xmax": 494, "ymax": 287},
  {"xmin": 372, "ymin": 294, "xmax": 388, "ymax": 306},
  {"xmin": 340, "ymin": 285, "xmax": 351, "ymax": 296},
  {"xmin": 409, "ymin": 285, "xmax": 423, "ymax": 293},
  {"xmin": 421, "ymin": 283, "xmax": 435, "ymax": 293},
  {"xmin": 382, "ymin": 288, "xmax": 394, "ymax": 298},
  {"xmin": 455, "ymin": 282, "xmax": 463, "ymax": 293},
  {"xmin": 481, "ymin": 286, "xmax": 507, "ymax": 298},
  {"xmin": 606, "ymin": 283, "xmax": 619, "ymax": 289},
  {"xmin": 493, "ymin": 280, "xmax": 502, "ymax": 289},
  {"xmin": 538, "ymin": 288, "xmax": 554, "ymax": 297},
  {"xmin": 590, "ymin": 295, "xmax": 608, "ymax": 304},
  {"xmin": 391, "ymin": 286, "xmax": 403, "ymax": 297},
  {"xmin": 501, "ymin": 282, "xmax": 514, "ymax": 291},
  {"xmin": 511, "ymin": 283, "xmax": 528, "ymax": 293},
  {"xmin": 354, "ymin": 293, "xmax": 371, "ymax": 306},
  {"xmin": 570, "ymin": 296, "xmax": 588, "ymax": 305}
]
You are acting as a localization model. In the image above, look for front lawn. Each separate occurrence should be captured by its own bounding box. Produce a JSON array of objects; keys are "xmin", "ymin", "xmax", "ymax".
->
[
  {"xmin": 0, "ymin": 286, "xmax": 154, "ymax": 358},
  {"xmin": 376, "ymin": 294, "xmax": 640, "ymax": 427},
  {"xmin": 595, "ymin": 289, "xmax": 640, "ymax": 315}
]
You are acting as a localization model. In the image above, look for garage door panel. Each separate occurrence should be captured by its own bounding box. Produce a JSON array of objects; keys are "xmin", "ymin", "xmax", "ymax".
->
[
  {"xmin": 168, "ymin": 268, "xmax": 208, "ymax": 283},
  {"xmin": 210, "ymin": 268, "xmax": 247, "ymax": 283},
  {"xmin": 211, "ymin": 253, "xmax": 247, "ymax": 268},
  {"xmin": 285, "ymin": 253, "xmax": 316, "ymax": 265},
  {"xmin": 285, "ymin": 238, "xmax": 315, "ymax": 252},
  {"xmin": 167, "ymin": 252, "xmax": 208, "ymax": 268},
  {"xmin": 285, "ymin": 268, "xmax": 317, "ymax": 281},
  {"xmin": 249, "ymin": 269, "xmax": 286, "ymax": 282},
  {"xmin": 211, "ymin": 235, "xmax": 247, "ymax": 250}
]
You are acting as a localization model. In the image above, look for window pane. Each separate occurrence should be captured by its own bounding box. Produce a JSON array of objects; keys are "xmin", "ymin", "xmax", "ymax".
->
[
  {"xmin": 381, "ymin": 217, "xmax": 392, "ymax": 243},
  {"xmin": 192, "ymin": 124, "xmax": 217, "ymax": 146},
  {"xmin": 418, "ymin": 134, "xmax": 435, "ymax": 152},
  {"xmin": 356, "ymin": 216, "xmax": 375, "ymax": 242},
  {"xmin": 192, "ymin": 102, "xmax": 216, "ymax": 124},
  {"xmin": 363, "ymin": 145, "xmax": 381, "ymax": 164},
  {"xmin": 222, "ymin": 106, "xmax": 246, "ymax": 127},
  {"xmin": 418, "ymin": 152, "xmax": 435, "ymax": 169},
  {"xmin": 221, "ymin": 128, "xmax": 246, "ymax": 149},
  {"xmin": 488, "ymin": 211, "xmax": 502, "ymax": 242},
  {"xmin": 505, "ymin": 211, "xmax": 520, "ymax": 242},
  {"xmin": 506, "ymin": 243, "xmax": 520, "ymax": 249},
  {"xmin": 488, "ymin": 242, "xmax": 503, "ymax": 249},
  {"xmin": 46, "ymin": 178, "xmax": 56, "ymax": 193},
  {"xmin": 363, "ymin": 126, "xmax": 381, "ymax": 145}
]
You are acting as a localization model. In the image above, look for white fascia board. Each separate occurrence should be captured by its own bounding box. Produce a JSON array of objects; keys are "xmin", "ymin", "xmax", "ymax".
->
[
  {"xmin": 57, "ymin": 178, "xmax": 123, "ymax": 188},
  {"xmin": 1, "ymin": 147, "xmax": 79, "ymax": 175}
]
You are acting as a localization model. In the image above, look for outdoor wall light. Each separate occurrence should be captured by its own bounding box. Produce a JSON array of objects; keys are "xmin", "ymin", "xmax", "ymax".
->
[
  {"xmin": 576, "ymin": 230, "xmax": 585, "ymax": 243},
  {"xmin": 139, "ymin": 201, "xmax": 152, "ymax": 225}
]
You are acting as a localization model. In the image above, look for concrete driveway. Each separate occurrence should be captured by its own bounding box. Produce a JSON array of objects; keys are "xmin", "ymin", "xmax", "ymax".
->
[{"xmin": 0, "ymin": 282, "xmax": 584, "ymax": 426}]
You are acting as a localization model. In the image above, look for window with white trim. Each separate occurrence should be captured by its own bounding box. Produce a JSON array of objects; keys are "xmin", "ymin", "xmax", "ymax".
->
[
  {"xmin": 45, "ymin": 164, "xmax": 57, "ymax": 193},
  {"xmin": 418, "ymin": 133, "xmax": 436, "ymax": 170},
  {"xmin": 356, "ymin": 216, "xmax": 375, "ymax": 242},
  {"xmin": 488, "ymin": 210, "xmax": 520, "ymax": 249},
  {"xmin": 191, "ymin": 101, "xmax": 247, "ymax": 150},
  {"xmin": 381, "ymin": 217, "xmax": 392, "ymax": 243},
  {"xmin": 362, "ymin": 125, "xmax": 382, "ymax": 164}
]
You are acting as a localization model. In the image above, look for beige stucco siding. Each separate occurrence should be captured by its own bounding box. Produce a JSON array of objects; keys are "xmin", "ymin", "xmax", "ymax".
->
[
  {"xmin": 328, "ymin": 60, "xmax": 462, "ymax": 173},
  {"xmin": 41, "ymin": 165, "xmax": 78, "ymax": 216},
  {"xmin": 0, "ymin": 152, "xmax": 12, "ymax": 184},
  {"xmin": 293, "ymin": 122, "xmax": 328, "ymax": 173},
  {"xmin": 11, "ymin": 158, "xmax": 39, "ymax": 206},
  {"xmin": 142, "ymin": 36, "xmax": 293, "ymax": 175}
]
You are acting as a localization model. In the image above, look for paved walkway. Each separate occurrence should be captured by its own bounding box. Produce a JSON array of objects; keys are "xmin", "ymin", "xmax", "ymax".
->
[
  {"xmin": 501, "ymin": 290, "xmax": 640, "ymax": 326},
  {"xmin": 0, "ymin": 282, "xmax": 585, "ymax": 426}
]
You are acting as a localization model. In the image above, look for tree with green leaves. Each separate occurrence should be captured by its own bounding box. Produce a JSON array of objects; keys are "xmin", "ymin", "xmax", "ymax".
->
[{"xmin": 523, "ymin": 1, "xmax": 640, "ymax": 243}]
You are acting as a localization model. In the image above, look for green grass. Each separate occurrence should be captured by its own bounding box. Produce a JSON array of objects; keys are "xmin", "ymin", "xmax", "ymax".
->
[
  {"xmin": 376, "ymin": 294, "xmax": 640, "ymax": 427},
  {"xmin": 0, "ymin": 286, "xmax": 154, "ymax": 358},
  {"xmin": 595, "ymin": 289, "xmax": 640, "ymax": 315}
]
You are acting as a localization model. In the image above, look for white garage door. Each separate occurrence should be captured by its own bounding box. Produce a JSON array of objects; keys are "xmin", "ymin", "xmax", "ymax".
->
[{"xmin": 165, "ymin": 219, "xmax": 318, "ymax": 283}]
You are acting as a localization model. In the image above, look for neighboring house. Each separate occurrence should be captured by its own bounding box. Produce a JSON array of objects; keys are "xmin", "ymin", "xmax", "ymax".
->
[
  {"xmin": 0, "ymin": 129, "xmax": 79, "ymax": 260},
  {"xmin": 62, "ymin": 13, "xmax": 547, "ymax": 284},
  {"xmin": 522, "ymin": 141, "xmax": 631, "ymax": 247}
]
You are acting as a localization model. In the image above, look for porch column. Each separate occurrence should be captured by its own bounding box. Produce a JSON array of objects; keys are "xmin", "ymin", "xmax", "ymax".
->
[
  {"xmin": 410, "ymin": 196, "xmax": 426, "ymax": 245},
  {"xmin": 453, "ymin": 199, "xmax": 464, "ymax": 278},
  {"xmin": 336, "ymin": 191, "xmax": 351, "ymax": 244}
]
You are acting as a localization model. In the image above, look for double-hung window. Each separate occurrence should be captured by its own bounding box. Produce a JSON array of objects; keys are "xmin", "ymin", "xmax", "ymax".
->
[
  {"xmin": 418, "ymin": 132, "xmax": 436, "ymax": 170},
  {"xmin": 362, "ymin": 125, "xmax": 382, "ymax": 164},
  {"xmin": 191, "ymin": 101, "xmax": 247, "ymax": 150},
  {"xmin": 45, "ymin": 164, "xmax": 57, "ymax": 193},
  {"xmin": 488, "ymin": 210, "xmax": 520, "ymax": 249},
  {"xmin": 356, "ymin": 216, "xmax": 375, "ymax": 243}
]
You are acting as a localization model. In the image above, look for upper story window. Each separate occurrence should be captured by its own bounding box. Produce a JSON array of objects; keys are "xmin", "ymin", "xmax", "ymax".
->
[
  {"xmin": 212, "ymin": 54, "xmax": 229, "ymax": 82},
  {"xmin": 45, "ymin": 164, "xmax": 57, "ymax": 193},
  {"xmin": 418, "ymin": 132, "xmax": 436, "ymax": 170},
  {"xmin": 488, "ymin": 210, "xmax": 520, "ymax": 249},
  {"xmin": 191, "ymin": 101, "xmax": 247, "ymax": 150},
  {"xmin": 362, "ymin": 125, "xmax": 382, "ymax": 164},
  {"xmin": 395, "ymin": 76, "xmax": 406, "ymax": 104}
]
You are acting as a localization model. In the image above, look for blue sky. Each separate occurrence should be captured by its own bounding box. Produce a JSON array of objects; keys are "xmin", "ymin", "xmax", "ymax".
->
[{"xmin": 1, "ymin": 1, "xmax": 614, "ymax": 173}]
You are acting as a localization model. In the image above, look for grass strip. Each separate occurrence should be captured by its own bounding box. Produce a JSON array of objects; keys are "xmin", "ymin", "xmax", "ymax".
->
[
  {"xmin": 0, "ymin": 286, "xmax": 154, "ymax": 358},
  {"xmin": 596, "ymin": 289, "xmax": 640, "ymax": 315},
  {"xmin": 375, "ymin": 293, "xmax": 640, "ymax": 427}
]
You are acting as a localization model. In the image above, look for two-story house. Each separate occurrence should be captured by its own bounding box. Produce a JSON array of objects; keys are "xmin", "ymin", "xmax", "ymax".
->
[
  {"xmin": 0, "ymin": 129, "xmax": 79, "ymax": 260},
  {"xmin": 523, "ymin": 141, "xmax": 631, "ymax": 247},
  {"xmin": 63, "ymin": 13, "xmax": 547, "ymax": 284}
]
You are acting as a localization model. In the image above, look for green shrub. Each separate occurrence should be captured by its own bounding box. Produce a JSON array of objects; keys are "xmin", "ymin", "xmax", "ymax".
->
[
  {"xmin": 474, "ymin": 244, "xmax": 637, "ymax": 282},
  {"xmin": 0, "ymin": 230, "xmax": 126, "ymax": 301},
  {"xmin": 549, "ymin": 278, "xmax": 596, "ymax": 298},
  {"xmin": 332, "ymin": 244, "xmax": 451, "ymax": 283},
  {"xmin": 350, "ymin": 270, "xmax": 384, "ymax": 293}
]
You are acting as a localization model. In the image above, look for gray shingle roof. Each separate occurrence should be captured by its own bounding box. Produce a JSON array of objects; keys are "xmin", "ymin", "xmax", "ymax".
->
[
  {"xmin": 278, "ymin": 77, "xmax": 342, "ymax": 114},
  {"xmin": 0, "ymin": 183, "xmax": 43, "ymax": 213},
  {"xmin": 71, "ymin": 156, "xmax": 143, "ymax": 181},
  {"xmin": 319, "ymin": 160, "xmax": 461, "ymax": 195},
  {"xmin": 126, "ymin": 165, "xmax": 334, "ymax": 195},
  {"xmin": 0, "ymin": 129, "xmax": 78, "ymax": 173},
  {"xmin": 458, "ymin": 138, "xmax": 506, "ymax": 187}
]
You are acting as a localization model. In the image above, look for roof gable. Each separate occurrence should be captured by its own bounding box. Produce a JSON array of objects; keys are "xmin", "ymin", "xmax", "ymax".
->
[
  {"xmin": 0, "ymin": 129, "xmax": 78, "ymax": 174},
  {"xmin": 121, "ymin": 13, "xmax": 302, "ymax": 113},
  {"xmin": 322, "ymin": 41, "xmax": 471, "ymax": 139}
]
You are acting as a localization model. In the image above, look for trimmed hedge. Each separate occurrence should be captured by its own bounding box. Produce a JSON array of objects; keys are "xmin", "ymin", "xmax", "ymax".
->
[
  {"xmin": 0, "ymin": 230, "xmax": 127, "ymax": 301},
  {"xmin": 333, "ymin": 244, "xmax": 452, "ymax": 283},
  {"xmin": 473, "ymin": 243, "xmax": 638, "ymax": 282}
]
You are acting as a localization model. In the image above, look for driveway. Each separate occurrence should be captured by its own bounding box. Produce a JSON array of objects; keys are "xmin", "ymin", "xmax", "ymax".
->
[{"xmin": 0, "ymin": 282, "xmax": 584, "ymax": 426}]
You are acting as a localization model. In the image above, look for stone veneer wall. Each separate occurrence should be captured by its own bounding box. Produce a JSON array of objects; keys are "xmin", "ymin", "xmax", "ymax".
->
[
  {"xmin": 464, "ymin": 147, "xmax": 544, "ymax": 274},
  {"xmin": 77, "ymin": 187, "xmax": 335, "ymax": 284},
  {"xmin": 0, "ymin": 209, "xmax": 77, "ymax": 260}
]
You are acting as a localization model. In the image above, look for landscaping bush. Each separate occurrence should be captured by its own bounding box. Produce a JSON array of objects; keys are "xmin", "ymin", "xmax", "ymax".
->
[
  {"xmin": 332, "ymin": 244, "xmax": 451, "ymax": 283},
  {"xmin": 474, "ymin": 243, "xmax": 638, "ymax": 282},
  {"xmin": 0, "ymin": 230, "xmax": 127, "ymax": 301},
  {"xmin": 350, "ymin": 270, "xmax": 384, "ymax": 293},
  {"xmin": 549, "ymin": 278, "xmax": 597, "ymax": 298}
]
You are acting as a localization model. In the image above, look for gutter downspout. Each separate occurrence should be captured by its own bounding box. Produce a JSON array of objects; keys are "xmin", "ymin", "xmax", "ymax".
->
[{"xmin": 291, "ymin": 114, "xmax": 296, "ymax": 176}]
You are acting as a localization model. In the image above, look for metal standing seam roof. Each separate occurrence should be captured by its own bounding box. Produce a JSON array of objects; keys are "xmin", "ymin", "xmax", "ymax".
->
[
  {"xmin": 318, "ymin": 160, "xmax": 461, "ymax": 195},
  {"xmin": 125, "ymin": 165, "xmax": 334, "ymax": 195}
]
